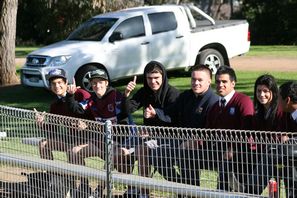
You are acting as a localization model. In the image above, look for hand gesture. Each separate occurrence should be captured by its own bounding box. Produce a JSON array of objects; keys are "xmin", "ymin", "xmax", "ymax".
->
[
  {"xmin": 144, "ymin": 104, "xmax": 156, "ymax": 118},
  {"xmin": 144, "ymin": 139, "xmax": 159, "ymax": 149},
  {"xmin": 67, "ymin": 78, "xmax": 80, "ymax": 95},
  {"xmin": 281, "ymin": 134, "xmax": 289, "ymax": 143},
  {"xmin": 124, "ymin": 76, "xmax": 137, "ymax": 97},
  {"xmin": 34, "ymin": 108, "xmax": 46, "ymax": 125},
  {"xmin": 77, "ymin": 120, "xmax": 87, "ymax": 130}
]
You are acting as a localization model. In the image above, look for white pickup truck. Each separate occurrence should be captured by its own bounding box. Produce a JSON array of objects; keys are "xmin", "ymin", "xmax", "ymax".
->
[{"xmin": 21, "ymin": 4, "xmax": 250, "ymax": 92}]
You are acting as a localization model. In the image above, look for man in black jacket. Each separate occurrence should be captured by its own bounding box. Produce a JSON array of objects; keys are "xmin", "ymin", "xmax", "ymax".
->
[
  {"xmin": 124, "ymin": 61, "xmax": 180, "ymax": 197},
  {"xmin": 146, "ymin": 65, "xmax": 219, "ymax": 186}
]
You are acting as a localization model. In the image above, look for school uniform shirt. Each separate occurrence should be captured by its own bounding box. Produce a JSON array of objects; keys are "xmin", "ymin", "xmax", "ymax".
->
[
  {"xmin": 66, "ymin": 87, "xmax": 127, "ymax": 145},
  {"xmin": 166, "ymin": 88, "xmax": 218, "ymax": 128},
  {"xmin": 252, "ymin": 105, "xmax": 283, "ymax": 132},
  {"xmin": 206, "ymin": 91, "xmax": 254, "ymax": 130},
  {"xmin": 50, "ymin": 88, "xmax": 90, "ymax": 116},
  {"xmin": 67, "ymin": 87, "xmax": 126, "ymax": 124},
  {"xmin": 282, "ymin": 110, "xmax": 297, "ymax": 133},
  {"xmin": 47, "ymin": 88, "xmax": 91, "ymax": 141}
]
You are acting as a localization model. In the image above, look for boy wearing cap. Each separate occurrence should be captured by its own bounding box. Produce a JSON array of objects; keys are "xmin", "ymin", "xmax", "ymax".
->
[
  {"xmin": 36, "ymin": 69, "xmax": 91, "ymax": 197},
  {"xmin": 66, "ymin": 69, "xmax": 132, "ymax": 196},
  {"xmin": 38, "ymin": 68, "xmax": 91, "ymax": 160},
  {"xmin": 66, "ymin": 69, "xmax": 128, "ymax": 163}
]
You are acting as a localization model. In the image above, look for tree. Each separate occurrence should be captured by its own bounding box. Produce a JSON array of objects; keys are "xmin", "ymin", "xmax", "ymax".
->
[
  {"xmin": 241, "ymin": 0, "xmax": 297, "ymax": 44},
  {"xmin": 0, "ymin": 0, "xmax": 19, "ymax": 85}
]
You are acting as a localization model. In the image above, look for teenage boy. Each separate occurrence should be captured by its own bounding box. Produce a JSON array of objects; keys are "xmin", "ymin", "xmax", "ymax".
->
[
  {"xmin": 66, "ymin": 69, "xmax": 131, "ymax": 197},
  {"xmin": 124, "ymin": 61, "xmax": 180, "ymax": 198},
  {"xmin": 206, "ymin": 65, "xmax": 254, "ymax": 191},
  {"xmin": 37, "ymin": 69, "xmax": 91, "ymax": 197},
  {"xmin": 38, "ymin": 68, "xmax": 90, "ymax": 161},
  {"xmin": 145, "ymin": 65, "xmax": 219, "ymax": 186}
]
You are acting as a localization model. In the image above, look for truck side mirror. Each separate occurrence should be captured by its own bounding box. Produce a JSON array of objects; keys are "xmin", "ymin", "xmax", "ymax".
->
[{"xmin": 109, "ymin": 32, "xmax": 123, "ymax": 42}]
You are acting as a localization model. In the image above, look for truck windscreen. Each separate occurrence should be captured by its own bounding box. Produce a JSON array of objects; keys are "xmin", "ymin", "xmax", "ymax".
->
[{"xmin": 67, "ymin": 18, "xmax": 118, "ymax": 41}]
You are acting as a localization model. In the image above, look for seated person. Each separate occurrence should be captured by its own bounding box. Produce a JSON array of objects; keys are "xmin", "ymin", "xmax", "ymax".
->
[
  {"xmin": 124, "ymin": 61, "xmax": 180, "ymax": 197},
  {"xmin": 66, "ymin": 69, "xmax": 133, "ymax": 196},
  {"xmin": 38, "ymin": 68, "xmax": 91, "ymax": 161}
]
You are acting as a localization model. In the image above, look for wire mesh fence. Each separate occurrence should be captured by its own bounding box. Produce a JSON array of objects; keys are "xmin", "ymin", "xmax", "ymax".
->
[{"xmin": 0, "ymin": 105, "xmax": 296, "ymax": 197}]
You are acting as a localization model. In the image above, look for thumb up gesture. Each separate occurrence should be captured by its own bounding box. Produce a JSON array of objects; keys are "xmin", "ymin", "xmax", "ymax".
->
[
  {"xmin": 144, "ymin": 104, "xmax": 156, "ymax": 119},
  {"xmin": 124, "ymin": 76, "xmax": 137, "ymax": 97}
]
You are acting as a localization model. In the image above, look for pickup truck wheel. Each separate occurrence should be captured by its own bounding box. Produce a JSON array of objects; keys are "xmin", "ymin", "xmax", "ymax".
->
[
  {"xmin": 198, "ymin": 49, "xmax": 224, "ymax": 74},
  {"xmin": 75, "ymin": 65, "xmax": 105, "ymax": 92}
]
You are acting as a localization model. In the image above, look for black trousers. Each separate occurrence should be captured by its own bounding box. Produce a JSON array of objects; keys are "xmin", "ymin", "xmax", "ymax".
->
[
  {"xmin": 149, "ymin": 145, "xmax": 181, "ymax": 182},
  {"xmin": 177, "ymin": 148, "xmax": 221, "ymax": 186}
]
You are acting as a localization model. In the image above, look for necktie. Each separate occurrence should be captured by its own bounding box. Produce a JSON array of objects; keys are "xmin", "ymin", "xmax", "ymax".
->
[{"xmin": 220, "ymin": 98, "xmax": 226, "ymax": 108}]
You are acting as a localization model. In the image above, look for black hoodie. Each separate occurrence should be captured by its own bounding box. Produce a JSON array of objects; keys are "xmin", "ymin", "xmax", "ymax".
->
[{"xmin": 125, "ymin": 61, "xmax": 180, "ymax": 126}]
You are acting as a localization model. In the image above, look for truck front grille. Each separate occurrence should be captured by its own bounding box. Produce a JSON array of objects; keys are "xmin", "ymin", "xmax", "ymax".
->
[{"xmin": 26, "ymin": 56, "xmax": 49, "ymax": 67}]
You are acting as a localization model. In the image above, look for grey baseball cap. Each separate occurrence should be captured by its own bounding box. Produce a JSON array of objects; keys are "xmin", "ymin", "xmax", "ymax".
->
[
  {"xmin": 88, "ymin": 69, "xmax": 108, "ymax": 81},
  {"xmin": 46, "ymin": 69, "xmax": 66, "ymax": 81}
]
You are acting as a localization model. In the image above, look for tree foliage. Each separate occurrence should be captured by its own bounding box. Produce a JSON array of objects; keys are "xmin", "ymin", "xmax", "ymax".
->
[
  {"xmin": 241, "ymin": 0, "xmax": 297, "ymax": 45},
  {"xmin": 17, "ymin": 0, "xmax": 145, "ymax": 44},
  {"xmin": 17, "ymin": 0, "xmax": 297, "ymax": 45}
]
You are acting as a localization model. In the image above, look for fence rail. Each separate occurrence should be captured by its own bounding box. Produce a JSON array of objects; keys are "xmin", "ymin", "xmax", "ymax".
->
[{"xmin": 0, "ymin": 105, "xmax": 295, "ymax": 197}]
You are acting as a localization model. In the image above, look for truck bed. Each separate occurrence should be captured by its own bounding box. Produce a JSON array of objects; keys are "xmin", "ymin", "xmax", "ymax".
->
[{"xmin": 191, "ymin": 20, "xmax": 248, "ymax": 33}]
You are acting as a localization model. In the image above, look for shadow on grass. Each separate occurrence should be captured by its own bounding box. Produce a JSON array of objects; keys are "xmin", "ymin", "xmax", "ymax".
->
[
  {"xmin": 0, "ymin": 84, "xmax": 55, "ymax": 111},
  {"xmin": 15, "ymin": 51, "xmax": 30, "ymax": 57}
]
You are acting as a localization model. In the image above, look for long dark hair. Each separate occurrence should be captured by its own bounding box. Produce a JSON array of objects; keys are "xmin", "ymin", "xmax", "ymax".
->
[{"xmin": 253, "ymin": 74, "xmax": 278, "ymax": 125}]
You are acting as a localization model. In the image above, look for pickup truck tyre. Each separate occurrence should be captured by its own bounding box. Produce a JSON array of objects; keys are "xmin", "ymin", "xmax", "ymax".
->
[
  {"xmin": 75, "ymin": 65, "xmax": 106, "ymax": 92},
  {"xmin": 198, "ymin": 49, "xmax": 224, "ymax": 74}
]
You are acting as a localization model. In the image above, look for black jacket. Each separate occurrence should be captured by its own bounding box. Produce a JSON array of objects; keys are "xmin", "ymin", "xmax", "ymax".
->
[
  {"xmin": 125, "ymin": 61, "xmax": 180, "ymax": 127},
  {"xmin": 166, "ymin": 87, "xmax": 218, "ymax": 128}
]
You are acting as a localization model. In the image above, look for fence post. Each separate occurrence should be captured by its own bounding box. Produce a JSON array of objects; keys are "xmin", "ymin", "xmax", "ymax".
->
[{"xmin": 105, "ymin": 120, "xmax": 113, "ymax": 198}]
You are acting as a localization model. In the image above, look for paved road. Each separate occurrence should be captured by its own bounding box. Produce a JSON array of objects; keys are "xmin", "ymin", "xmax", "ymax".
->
[{"xmin": 230, "ymin": 56, "xmax": 297, "ymax": 72}]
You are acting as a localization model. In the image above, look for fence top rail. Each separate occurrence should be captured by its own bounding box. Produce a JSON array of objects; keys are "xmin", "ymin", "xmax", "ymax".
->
[{"xmin": 0, "ymin": 105, "xmax": 295, "ymax": 143}]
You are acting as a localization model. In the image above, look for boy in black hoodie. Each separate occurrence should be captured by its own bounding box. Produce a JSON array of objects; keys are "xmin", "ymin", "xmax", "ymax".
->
[{"xmin": 124, "ymin": 61, "xmax": 180, "ymax": 197}]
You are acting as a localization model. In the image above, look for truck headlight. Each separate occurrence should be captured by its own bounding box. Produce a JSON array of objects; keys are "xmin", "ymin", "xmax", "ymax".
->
[{"xmin": 48, "ymin": 55, "xmax": 71, "ymax": 67}]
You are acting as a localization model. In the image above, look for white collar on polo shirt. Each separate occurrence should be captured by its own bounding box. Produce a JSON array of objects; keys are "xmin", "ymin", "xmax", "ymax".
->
[
  {"xmin": 291, "ymin": 109, "xmax": 297, "ymax": 121},
  {"xmin": 220, "ymin": 90, "xmax": 235, "ymax": 106},
  {"xmin": 58, "ymin": 92, "xmax": 67, "ymax": 99}
]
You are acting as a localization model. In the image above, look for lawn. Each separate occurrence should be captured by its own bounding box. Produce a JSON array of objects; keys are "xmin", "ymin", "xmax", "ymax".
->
[
  {"xmin": 1, "ymin": 45, "xmax": 295, "ymax": 197},
  {"xmin": 15, "ymin": 45, "xmax": 297, "ymax": 58},
  {"xmin": 15, "ymin": 46, "xmax": 40, "ymax": 58},
  {"xmin": 7, "ymin": 45, "xmax": 297, "ymax": 123},
  {"xmin": 1, "ymin": 70, "xmax": 296, "ymax": 124},
  {"xmin": 246, "ymin": 45, "xmax": 297, "ymax": 57}
]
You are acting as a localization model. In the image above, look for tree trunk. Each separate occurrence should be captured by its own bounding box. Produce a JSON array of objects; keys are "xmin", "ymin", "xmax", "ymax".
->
[{"xmin": 0, "ymin": 0, "xmax": 19, "ymax": 86}]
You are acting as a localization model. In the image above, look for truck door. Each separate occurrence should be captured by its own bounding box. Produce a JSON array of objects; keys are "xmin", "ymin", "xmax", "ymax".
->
[
  {"xmin": 107, "ymin": 16, "xmax": 149, "ymax": 79},
  {"xmin": 148, "ymin": 12, "xmax": 188, "ymax": 70}
]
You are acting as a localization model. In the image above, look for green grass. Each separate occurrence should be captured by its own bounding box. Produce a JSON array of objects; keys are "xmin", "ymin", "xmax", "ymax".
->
[
  {"xmin": 1, "ymin": 70, "xmax": 297, "ymax": 124},
  {"xmin": 15, "ymin": 46, "xmax": 40, "ymax": 58},
  {"xmin": 9, "ymin": 44, "xmax": 297, "ymax": 124},
  {"xmin": 15, "ymin": 45, "xmax": 297, "ymax": 59},
  {"xmin": 247, "ymin": 45, "xmax": 297, "ymax": 57},
  {"xmin": 2, "ymin": 46, "xmax": 294, "ymax": 197}
]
